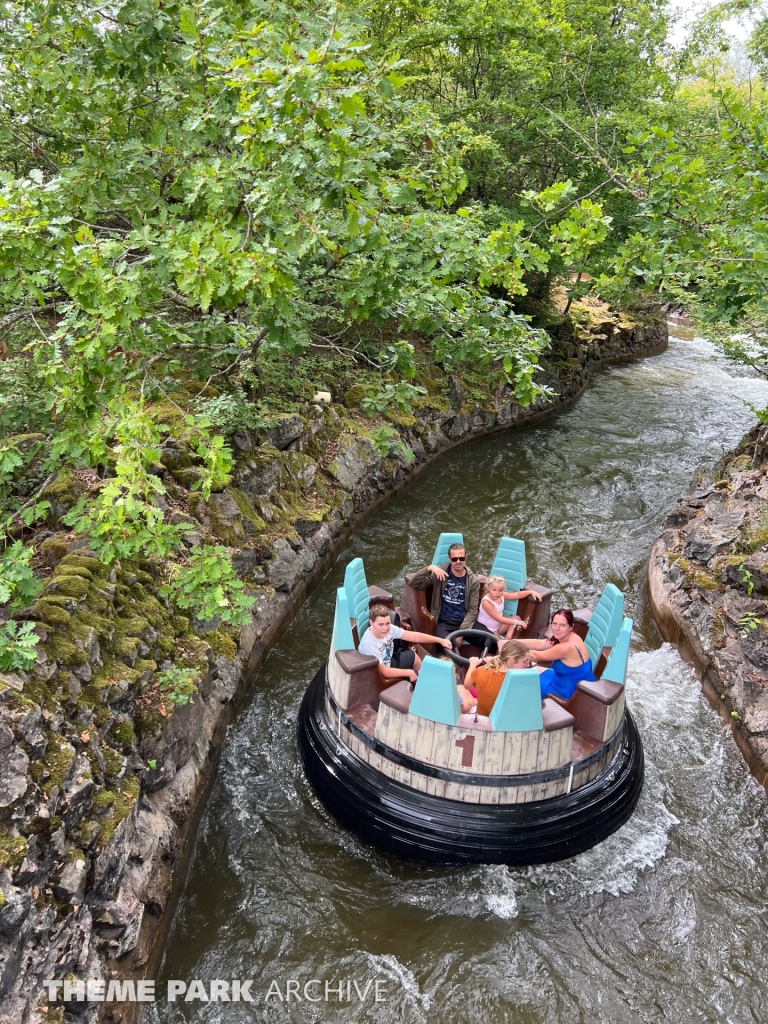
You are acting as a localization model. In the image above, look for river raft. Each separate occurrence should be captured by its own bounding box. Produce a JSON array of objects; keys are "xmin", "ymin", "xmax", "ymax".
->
[{"xmin": 298, "ymin": 533, "xmax": 644, "ymax": 864}]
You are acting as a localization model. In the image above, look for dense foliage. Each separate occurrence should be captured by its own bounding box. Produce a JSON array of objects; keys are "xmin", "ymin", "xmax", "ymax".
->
[{"xmin": 1, "ymin": 0, "xmax": 767, "ymax": 668}]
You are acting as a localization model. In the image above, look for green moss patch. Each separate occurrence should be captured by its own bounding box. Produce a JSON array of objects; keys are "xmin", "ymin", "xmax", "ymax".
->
[
  {"xmin": 54, "ymin": 564, "xmax": 94, "ymax": 582},
  {"xmin": 42, "ymin": 741, "xmax": 76, "ymax": 791},
  {"xmin": 101, "ymin": 746, "xmax": 125, "ymax": 782},
  {"xmin": 383, "ymin": 408, "xmax": 416, "ymax": 428},
  {"xmin": 0, "ymin": 831, "xmax": 29, "ymax": 870},
  {"xmin": 116, "ymin": 616, "xmax": 150, "ymax": 638},
  {"xmin": 79, "ymin": 820, "xmax": 101, "ymax": 848},
  {"xmin": 43, "ymin": 634, "xmax": 84, "ymax": 666},
  {"xmin": 206, "ymin": 628, "xmax": 238, "ymax": 660},
  {"xmin": 59, "ymin": 554, "xmax": 106, "ymax": 575},
  {"xmin": 95, "ymin": 777, "xmax": 139, "ymax": 848},
  {"xmin": 90, "ymin": 657, "xmax": 142, "ymax": 690},
  {"xmin": 70, "ymin": 610, "xmax": 114, "ymax": 642},
  {"xmin": 112, "ymin": 634, "xmax": 140, "ymax": 661},
  {"xmin": 108, "ymin": 719, "xmax": 136, "ymax": 753},
  {"xmin": 40, "ymin": 536, "xmax": 70, "ymax": 562},
  {"xmin": 92, "ymin": 790, "xmax": 116, "ymax": 813},
  {"xmin": 49, "ymin": 574, "xmax": 91, "ymax": 599},
  {"xmin": 31, "ymin": 601, "xmax": 72, "ymax": 626},
  {"xmin": 229, "ymin": 487, "xmax": 267, "ymax": 533}
]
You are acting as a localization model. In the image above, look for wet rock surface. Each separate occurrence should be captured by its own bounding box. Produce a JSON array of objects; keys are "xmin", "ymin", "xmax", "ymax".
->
[
  {"xmin": 0, "ymin": 309, "xmax": 667, "ymax": 1024},
  {"xmin": 648, "ymin": 423, "xmax": 768, "ymax": 782}
]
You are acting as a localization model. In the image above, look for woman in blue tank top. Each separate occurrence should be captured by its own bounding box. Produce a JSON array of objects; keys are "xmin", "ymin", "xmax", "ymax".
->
[{"xmin": 520, "ymin": 609, "xmax": 595, "ymax": 701}]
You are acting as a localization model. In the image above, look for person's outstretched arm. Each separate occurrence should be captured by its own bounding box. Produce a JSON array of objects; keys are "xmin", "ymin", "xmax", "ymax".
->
[
  {"xmin": 520, "ymin": 638, "xmax": 553, "ymax": 651},
  {"xmin": 379, "ymin": 663, "xmax": 417, "ymax": 682},
  {"xmin": 505, "ymin": 588, "xmax": 541, "ymax": 602},
  {"xmin": 401, "ymin": 629, "xmax": 451, "ymax": 649}
]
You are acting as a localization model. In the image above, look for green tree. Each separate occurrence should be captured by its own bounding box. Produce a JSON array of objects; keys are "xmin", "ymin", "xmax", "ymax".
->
[
  {"xmin": 354, "ymin": 0, "xmax": 672, "ymax": 306},
  {"xmin": 594, "ymin": 4, "xmax": 768, "ymax": 374},
  {"xmin": 0, "ymin": 0, "xmax": 553, "ymax": 576}
]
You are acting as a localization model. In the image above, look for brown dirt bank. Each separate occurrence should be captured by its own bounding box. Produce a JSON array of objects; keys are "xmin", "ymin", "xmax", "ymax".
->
[
  {"xmin": 0, "ymin": 306, "xmax": 667, "ymax": 1024},
  {"xmin": 647, "ymin": 422, "xmax": 768, "ymax": 790}
]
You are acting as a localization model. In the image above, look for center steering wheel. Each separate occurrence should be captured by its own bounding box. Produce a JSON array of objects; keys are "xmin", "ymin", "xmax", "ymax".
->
[{"xmin": 441, "ymin": 628, "xmax": 499, "ymax": 667}]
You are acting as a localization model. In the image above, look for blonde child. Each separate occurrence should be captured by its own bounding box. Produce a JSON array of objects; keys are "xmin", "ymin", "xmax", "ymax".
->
[{"xmin": 474, "ymin": 575, "xmax": 541, "ymax": 640}]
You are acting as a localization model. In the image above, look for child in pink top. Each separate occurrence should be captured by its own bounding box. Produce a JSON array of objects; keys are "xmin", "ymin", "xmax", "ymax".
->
[{"xmin": 475, "ymin": 575, "xmax": 542, "ymax": 639}]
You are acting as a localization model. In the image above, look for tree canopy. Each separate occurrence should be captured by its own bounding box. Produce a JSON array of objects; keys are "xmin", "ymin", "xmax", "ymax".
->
[{"xmin": 1, "ymin": 0, "xmax": 767, "ymax": 667}]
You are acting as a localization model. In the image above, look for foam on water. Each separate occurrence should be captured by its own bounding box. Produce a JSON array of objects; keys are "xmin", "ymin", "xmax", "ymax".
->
[{"xmin": 364, "ymin": 953, "xmax": 432, "ymax": 1016}]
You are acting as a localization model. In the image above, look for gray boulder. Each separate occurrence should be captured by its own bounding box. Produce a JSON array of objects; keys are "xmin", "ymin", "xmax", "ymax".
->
[
  {"xmin": 53, "ymin": 856, "xmax": 87, "ymax": 904},
  {"xmin": 268, "ymin": 538, "xmax": 303, "ymax": 592},
  {"xmin": 0, "ymin": 885, "xmax": 31, "ymax": 940},
  {"xmin": 0, "ymin": 743, "xmax": 29, "ymax": 808},
  {"xmin": 683, "ymin": 519, "xmax": 737, "ymax": 564},
  {"xmin": 266, "ymin": 413, "xmax": 304, "ymax": 450},
  {"xmin": 326, "ymin": 435, "xmax": 378, "ymax": 491}
]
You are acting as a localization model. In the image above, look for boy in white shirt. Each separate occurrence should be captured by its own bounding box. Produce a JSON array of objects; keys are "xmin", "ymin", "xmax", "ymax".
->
[{"xmin": 358, "ymin": 604, "xmax": 452, "ymax": 683}]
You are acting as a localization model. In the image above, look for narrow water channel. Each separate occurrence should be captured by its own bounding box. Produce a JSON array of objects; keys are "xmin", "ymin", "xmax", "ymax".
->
[{"xmin": 146, "ymin": 331, "xmax": 768, "ymax": 1024}]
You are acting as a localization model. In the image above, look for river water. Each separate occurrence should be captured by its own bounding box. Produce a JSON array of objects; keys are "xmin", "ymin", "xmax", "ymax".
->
[{"xmin": 146, "ymin": 330, "xmax": 768, "ymax": 1024}]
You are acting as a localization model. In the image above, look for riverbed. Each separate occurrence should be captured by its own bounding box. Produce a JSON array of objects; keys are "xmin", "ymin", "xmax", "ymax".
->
[{"xmin": 145, "ymin": 329, "xmax": 768, "ymax": 1024}]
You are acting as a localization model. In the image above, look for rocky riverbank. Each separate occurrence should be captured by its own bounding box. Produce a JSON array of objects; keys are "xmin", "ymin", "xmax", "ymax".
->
[
  {"xmin": 0, "ymin": 305, "xmax": 667, "ymax": 1024},
  {"xmin": 648, "ymin": 422, "xmax": 768, "ymax": 786}
]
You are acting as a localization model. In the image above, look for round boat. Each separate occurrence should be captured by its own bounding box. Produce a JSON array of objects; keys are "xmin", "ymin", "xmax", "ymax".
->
[{"xmin": 298, "ymin": 533, "xmax": 644, "ymax": 864}]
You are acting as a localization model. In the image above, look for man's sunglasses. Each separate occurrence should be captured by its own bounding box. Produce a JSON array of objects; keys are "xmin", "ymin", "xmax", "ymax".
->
[{"xmin": 450, "ymin": 555, "xmax": 466, "ymax": 562}]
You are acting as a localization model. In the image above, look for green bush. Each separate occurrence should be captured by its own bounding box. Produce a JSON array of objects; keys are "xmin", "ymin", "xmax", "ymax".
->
[
  {"xmin": 160, "ymin": 545, "xmax": 255, "ymax": 626},
  {"xmin": 157, "ymin": 666, "xmax": 199, "ymax": 706},
  {"xmin": 0, "ymin": 620, "xmax": 39, "ymax": 671}
]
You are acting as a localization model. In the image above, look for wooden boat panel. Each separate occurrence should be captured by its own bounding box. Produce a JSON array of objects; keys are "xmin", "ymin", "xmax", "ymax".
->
[
  {"xmin": 326, "ymin": 674, "xmax": 627, "ymax": 807},
  {"xmin": 425, "ymin": 775, "xmax": 447, "ymax": 798},
  {"xmin": 481, "ymin": 731, "xmax": 506, "ymax": 775},
  {"xmin": 328, "ymin": 648, "xmax": 350, "ymax": 708},
  {"xmin": 410, "ymin": 770, "xmax": 429, "ymax": 794},
  {"xmin": 479, "ymin": 783, "xmax": 501, "ymax": 805},
  {"xmin": 535, "ymin": 730, "xmax": 551, "ymax": 771},
  {"xmin": 603, "ymin": 688, "xmax": 626, "ymax": 741},
  {"xmin": 398, "ymin": 712, "xmax": 420, "ymax": 760},
  {"xmin": 374, "ymin": 701, "xmax": 390, "ymax": 742},
  {"xmin": 519, "ymin": 730, "xmax": 538, "ymax": 775},
  {"xmin": 502, "ymin": 732, "xmax": 523, "ymax": 775},
  {"xmin": 445, "ymin": 728, "xmax": 487, "ymax": 774},
  {"xmin": 443, "ymin": 781, "xmax": 464, "ymax": 801},
  {"xmin": 414, "ymin": 715, "xmax": 437, "ymax": 765},
  {"xmin": 431, "ymin": 722, "xmax": 453, "ymax": 769}
]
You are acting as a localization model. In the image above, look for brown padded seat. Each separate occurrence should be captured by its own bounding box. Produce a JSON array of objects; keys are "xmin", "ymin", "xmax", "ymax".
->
[
  {"xmin": 379, "ymin": 679, "xmax": 414, "ymax": 714},
  {"xmin": 367, "ymin": 584, "xmax": 394, "ymax": 605},
  {"xmin": 576, "ymin": 679, "xmax": 623, "ymax": 705},
  {"xmin": 542, "ymin": 698, "xmax": 575, "ymax": 732},
  {"xmin": 335, "ymin": 650, "xmax": 378, "ymax": 674}
]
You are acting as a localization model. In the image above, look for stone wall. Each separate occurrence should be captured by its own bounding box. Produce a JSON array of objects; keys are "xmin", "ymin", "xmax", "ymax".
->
[
  {"xmin": 0, "ymin": 308, "xmax": 667, "ymax": 1024},
  {"xmin": 647, "ymin": 422, "xmax": 768, "ymax": 786}
]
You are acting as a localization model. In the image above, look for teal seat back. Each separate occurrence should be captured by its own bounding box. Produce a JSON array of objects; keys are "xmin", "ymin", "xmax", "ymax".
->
[
  {"xmin": 602, "ymin": 617, "xmax": 632, "ymax": 686},
  {"xmin": 332, "ymin": 588, "xmax": 356, "ymax": 652},
  {"xmin": 343, "ymin": 558, "xmax": 370, "ymax": 639},
  {"xmin": 408, "ymin": 656, "xmax": 461, "ymax": 726},
  {"xmin": 584, "ymin": 583, "xmax": 624, "ymax": 665},
  {"xmin": 432, "ymin": 532, "xmax": 464, "ymax": 566},
  {"xmin": 489, "ymin": 536, "xmax": 527, "ymax": 615},
  {"xmin": 489, "ymin": 668, "xmax": 544, "ymax": 732}
]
